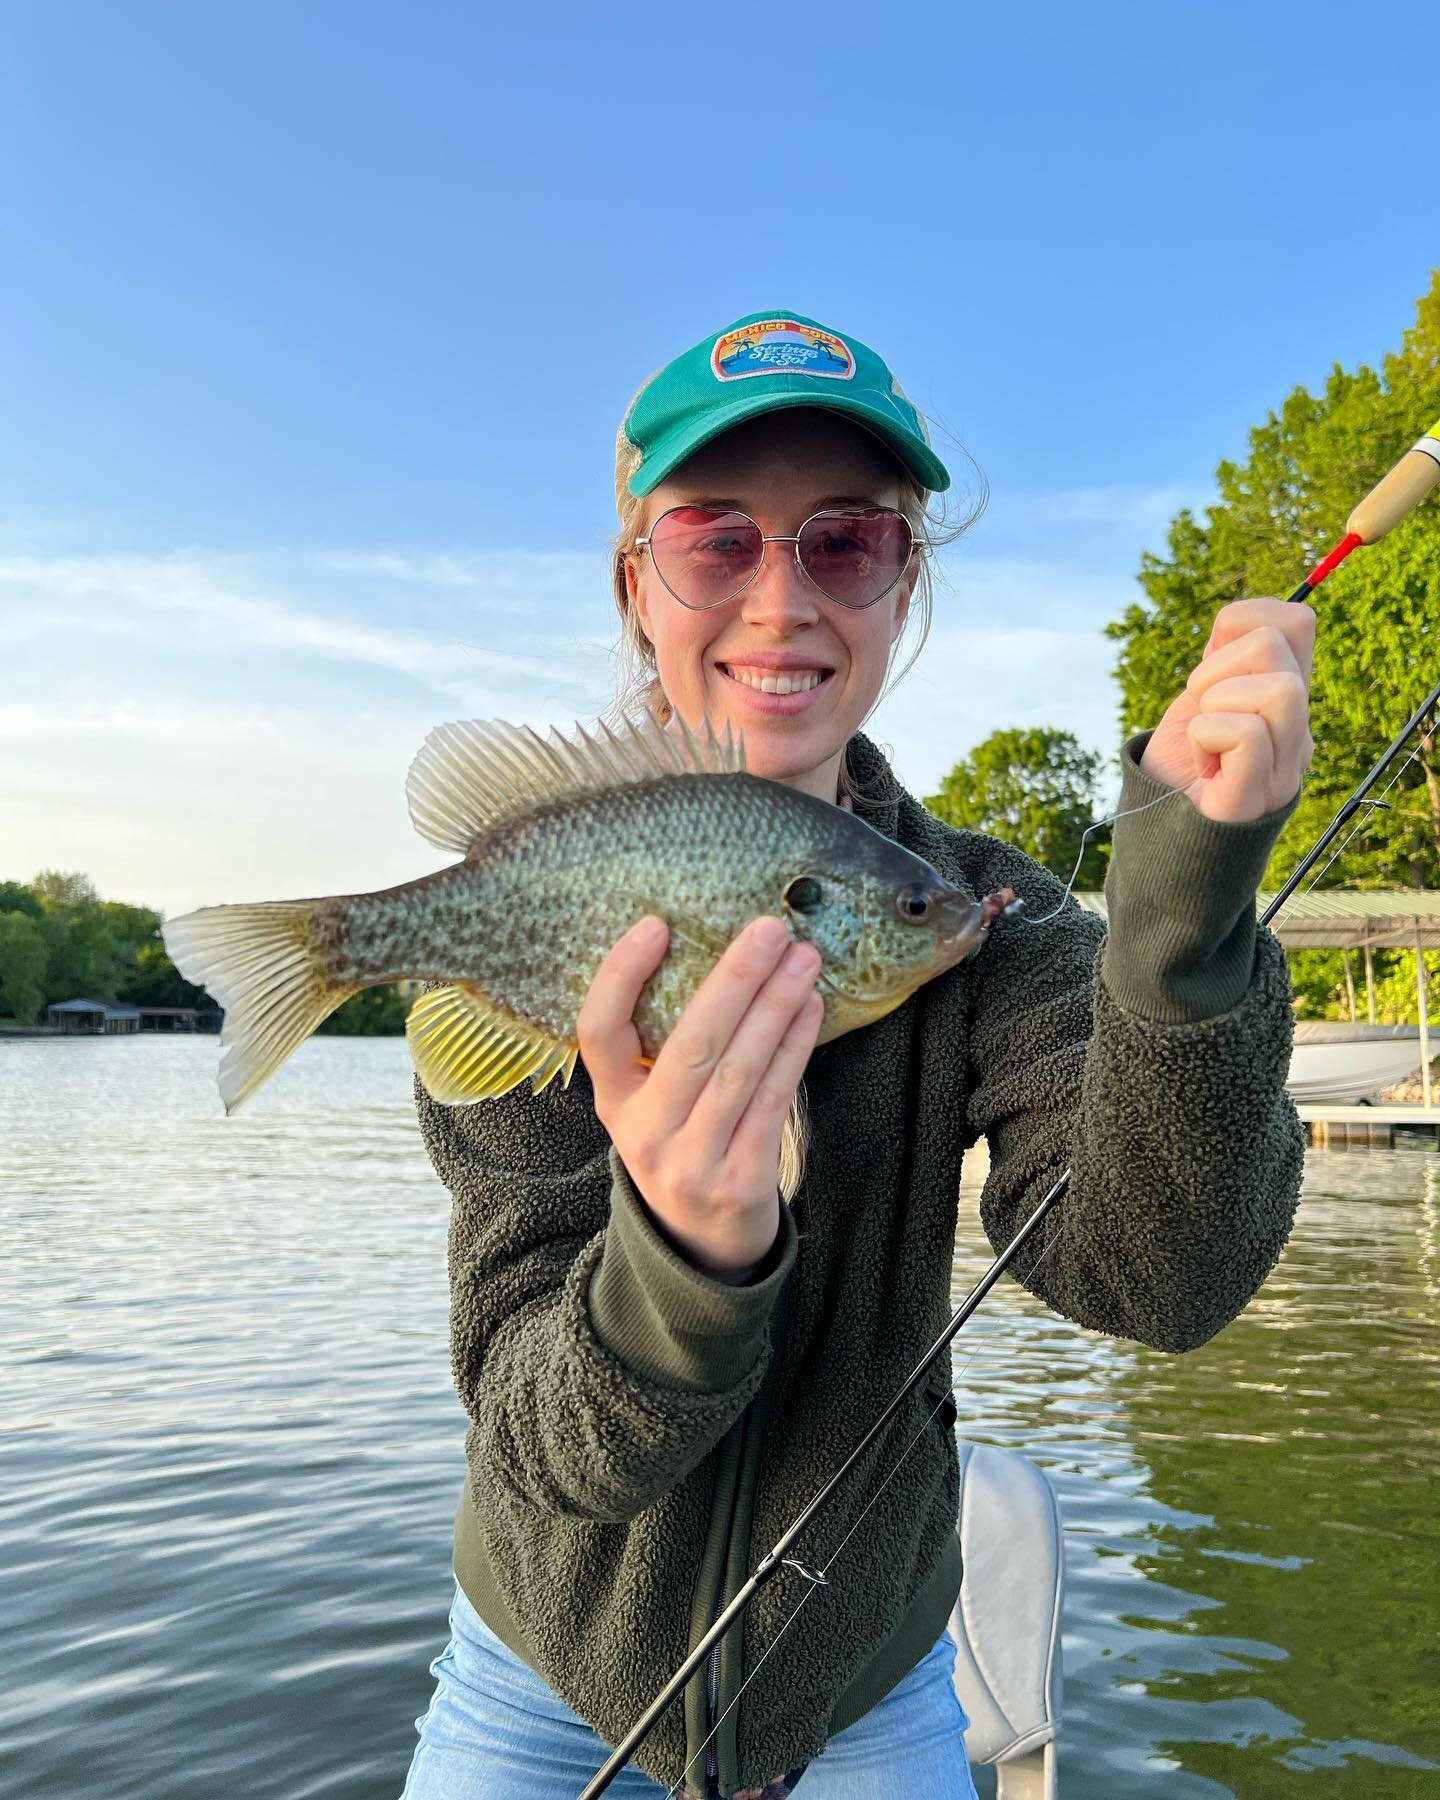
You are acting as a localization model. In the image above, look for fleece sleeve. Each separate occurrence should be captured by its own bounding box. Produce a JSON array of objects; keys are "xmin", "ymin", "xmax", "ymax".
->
[
  {"xmin": 962, "ymin": 738, "xmax": 1307, "ymax": 1354},
  {"xmin": 414, "ymin": 1061, "xmax": 797, "ymax": 1524}
]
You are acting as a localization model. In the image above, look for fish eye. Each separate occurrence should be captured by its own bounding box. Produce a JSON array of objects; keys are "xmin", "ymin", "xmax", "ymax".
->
[
  {"xmin": 897, "ymin": 884, "xmax": 932, "ymax": 921},
  {"xmin": 784, "ymin": 875, "xmax": 824, "ymax": 913}
]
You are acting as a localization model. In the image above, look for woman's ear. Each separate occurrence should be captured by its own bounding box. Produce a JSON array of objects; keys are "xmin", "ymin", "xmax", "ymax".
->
[{"xmin": 626, "ymin": 552, "xmax": 655, "ymax": 645}]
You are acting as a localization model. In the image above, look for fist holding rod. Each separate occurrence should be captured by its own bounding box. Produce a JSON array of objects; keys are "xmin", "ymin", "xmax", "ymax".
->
[{"xmin": 1140, "ymin": 597, "xmax": 1316, "ymax": 823}]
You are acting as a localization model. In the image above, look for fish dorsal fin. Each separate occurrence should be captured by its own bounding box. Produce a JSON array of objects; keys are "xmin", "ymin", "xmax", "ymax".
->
[{"xmin": 405, "ymin": 710, "xmax": 746, "ymax": 856}]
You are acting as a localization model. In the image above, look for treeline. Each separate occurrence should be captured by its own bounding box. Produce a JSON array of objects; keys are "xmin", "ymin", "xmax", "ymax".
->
[
  {"xmin": 1107, "ymin": 268, "xmax": 1439, "ymax": 1018},
  {"xmin": 928, "ymin": 270, "xmax": 1440, "ymax": 1020},
  {"xmin": 0, "ymin": 871, "xmax": 409, "ymax": 1033}
]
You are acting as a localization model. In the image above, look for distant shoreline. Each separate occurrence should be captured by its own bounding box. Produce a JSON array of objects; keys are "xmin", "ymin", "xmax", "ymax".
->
[{"xmin": 0, "ymin": 1025, "xmax": 402, "ymax": 1040}]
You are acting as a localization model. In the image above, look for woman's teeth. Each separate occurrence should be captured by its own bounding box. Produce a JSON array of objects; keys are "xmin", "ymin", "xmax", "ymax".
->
[{"xmin": 721, "ymin": 665, "xmax": 827, "ymax": 695}]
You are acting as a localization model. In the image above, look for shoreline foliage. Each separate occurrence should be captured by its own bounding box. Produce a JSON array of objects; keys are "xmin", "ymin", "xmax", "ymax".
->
[
  {"xmin": 1105, "ymin": 270, "xmax": 1440, "ymax": 1020},
  {"xmin": 924, "ymin": 726, "xmax": 1110, "ymax": 888},
  {"xmin": 0, "ymin": 872, "xmax": 409, "ymax": 1034}
]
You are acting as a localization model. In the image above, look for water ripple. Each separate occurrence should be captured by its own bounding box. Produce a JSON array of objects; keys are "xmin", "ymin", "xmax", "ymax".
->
[{"xmin": 3, "ymin": 1038, "xmax": 1438, "ymax": 1796}]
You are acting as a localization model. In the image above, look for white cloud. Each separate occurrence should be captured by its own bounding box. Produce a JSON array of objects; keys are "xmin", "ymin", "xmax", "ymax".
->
[
  {"xmin": 0, "ymin": 698, "xmax": 439, "ymax": 914},
  {"xmin": 0, "ymin": 488, "xmax": 1188, "ymax": 913},
  {"xmin": 0, "ymin": 551, "xmax": 598, "ymax": 700},
  {"xmin": 987, "ymin": 481, "xmax": 1210, "ymax": 536}
]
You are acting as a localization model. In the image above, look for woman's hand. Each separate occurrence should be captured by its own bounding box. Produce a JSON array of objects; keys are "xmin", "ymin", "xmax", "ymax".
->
[
  {"xmin": 1140, "ymin": 597, "xmax": 1316, "ymax": 822},
  {"xmin": 577, "ymin": 914, "xmax": 824, "ymax": 1282}
]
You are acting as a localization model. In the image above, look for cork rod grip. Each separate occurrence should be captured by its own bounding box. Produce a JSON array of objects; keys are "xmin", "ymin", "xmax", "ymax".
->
[{"xmin": 1346, "ymin": 425, "xmax": 1440, "ymax": 544}]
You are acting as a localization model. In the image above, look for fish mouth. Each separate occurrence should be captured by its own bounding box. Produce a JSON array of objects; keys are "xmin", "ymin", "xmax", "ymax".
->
[{"xmin": 937, "ymin": 886, "xmax": 1021, "ymax": 954}]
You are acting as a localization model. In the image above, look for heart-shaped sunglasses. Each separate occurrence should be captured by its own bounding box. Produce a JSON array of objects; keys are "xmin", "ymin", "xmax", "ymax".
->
[{"xmin": 635, "ymin": 506, "xmax": 929, "ymax": 611}]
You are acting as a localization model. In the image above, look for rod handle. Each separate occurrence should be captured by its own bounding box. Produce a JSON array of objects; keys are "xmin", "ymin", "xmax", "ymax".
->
[{"xmin": 1346, "ymin": 425, "xmax": 1440, "ymax": 544}]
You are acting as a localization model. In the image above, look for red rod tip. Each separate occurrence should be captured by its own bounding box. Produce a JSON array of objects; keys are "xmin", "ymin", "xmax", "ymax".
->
[{"xmin": 1304, "ymin": 531, "xmax": 1363, "ymax": 590}]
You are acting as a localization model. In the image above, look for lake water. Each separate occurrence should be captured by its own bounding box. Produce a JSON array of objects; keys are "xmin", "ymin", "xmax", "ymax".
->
[{"xmin": 2, "ymin": 1035, "xmax": 1437, "ymax": 1798}]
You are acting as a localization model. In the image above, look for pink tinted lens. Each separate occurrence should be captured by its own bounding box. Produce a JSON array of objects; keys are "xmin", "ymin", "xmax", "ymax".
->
[
  {"xmin": 648, "ymin": 509, "xmax": 763, "ymax": 608},
  {"xmin": 797, "ymin": 510, "xmax": 912, "ymax": 607}
]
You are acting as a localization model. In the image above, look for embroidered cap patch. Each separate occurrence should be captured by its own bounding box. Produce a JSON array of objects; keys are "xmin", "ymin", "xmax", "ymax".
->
[{"xmin": 711, "ymin": 319, "xmax": 856, "ymax": 382}]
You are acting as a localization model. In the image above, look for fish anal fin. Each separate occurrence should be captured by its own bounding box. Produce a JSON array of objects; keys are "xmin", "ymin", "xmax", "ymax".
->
[{"xmin": 406, "ymin": 980, "xmax": 577, "ymax": 1103}]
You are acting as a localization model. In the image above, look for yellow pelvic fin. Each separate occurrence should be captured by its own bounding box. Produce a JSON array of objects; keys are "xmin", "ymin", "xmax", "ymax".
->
[
  {"xmin": 161, "ymin": 900, "xmax": 359, "ymax": 1115},
  {"xmin": 406, "ymin": 981, "xmax": 579, "ymax": 1103}
]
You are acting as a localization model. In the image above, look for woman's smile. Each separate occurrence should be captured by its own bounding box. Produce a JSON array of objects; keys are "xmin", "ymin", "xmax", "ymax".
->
[{"xmin": 714, "ymin": 655, "xmax": 837, "ymax": 712}]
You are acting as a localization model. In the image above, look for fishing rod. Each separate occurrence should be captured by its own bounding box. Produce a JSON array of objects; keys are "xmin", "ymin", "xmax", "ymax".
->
[{"xmin": 580, "ymin": 420, "xmax": 1440, "ymax": 1800}]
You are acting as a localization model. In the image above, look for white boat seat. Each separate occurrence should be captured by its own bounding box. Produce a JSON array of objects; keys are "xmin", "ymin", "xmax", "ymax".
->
[{"xmin": 948, "ymin": 1440, "xmax": 1064, "ymax": 1798}]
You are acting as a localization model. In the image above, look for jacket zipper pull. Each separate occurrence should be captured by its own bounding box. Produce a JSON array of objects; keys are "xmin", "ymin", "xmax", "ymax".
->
[{"xmin": 706, "ymin": 1641, "xmax": 722, "ymax": 1791}]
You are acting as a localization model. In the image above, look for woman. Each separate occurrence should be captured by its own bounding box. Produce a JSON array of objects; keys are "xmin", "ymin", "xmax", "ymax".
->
[{"xmin": 401, "ymin": 311, "xmax": 1311, "ymax": 1799}]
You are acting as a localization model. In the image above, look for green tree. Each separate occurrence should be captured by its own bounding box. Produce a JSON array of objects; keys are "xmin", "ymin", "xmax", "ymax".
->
[
  {"xmin": 924, "ymin": 726, "xmax": 1109, "ymax": 886},
  {"xmin": 37, "ymin": 906, "xmax": 123, "ymax": 1002},
  {"xmin": 0, "ymin": 881, "xmax": 42, "ymax": 920},
  {"xmin": 1107, "ymin": 270, "xmax": 1440, "ymax": 896},
  {"xmin": 0, "ymin": 911, "xmax": 50, "ymax": 1024},
  {"xmin": 1, "ymin": 874, "xmax": 213, "ymax": 1014},
  {"xmin": 316, "ymin": 985, "xmax": 411, "ymax": 1035},
  {"xmin": 119, "ymin": 936, "xmax": 212, "ymax": 1010},
  {"xmin": 31, "ymin": 869, "xmax": 100, "ymax": 908}
]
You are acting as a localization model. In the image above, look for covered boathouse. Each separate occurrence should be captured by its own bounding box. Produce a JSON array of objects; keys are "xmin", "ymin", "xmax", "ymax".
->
[{"xmin": 44, "ymin": 999, "xmax": 202, "ymax": 1034}]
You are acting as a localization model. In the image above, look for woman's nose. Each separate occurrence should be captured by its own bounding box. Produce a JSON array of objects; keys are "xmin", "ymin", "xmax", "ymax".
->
[{"xmin": 739, "ymin": 538, "xmax": 822, "ymax": 627}]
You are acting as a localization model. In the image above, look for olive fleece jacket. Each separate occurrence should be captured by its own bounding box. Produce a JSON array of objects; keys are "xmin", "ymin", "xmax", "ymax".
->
[{"xmin": 412, "ymin": 727, "xmax": 1306, "ymax": 1799}]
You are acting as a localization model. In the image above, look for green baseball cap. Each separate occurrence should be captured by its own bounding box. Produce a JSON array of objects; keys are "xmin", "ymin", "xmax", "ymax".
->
[{"xmin": 623, "ymin": 310, "xmax": 951, "ymax": 497}]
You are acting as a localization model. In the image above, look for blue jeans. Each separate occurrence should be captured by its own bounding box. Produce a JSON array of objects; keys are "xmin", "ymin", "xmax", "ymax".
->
[{"xmin": 401, "ymin": 1581, "xmax": 978, "ymax": 1800}]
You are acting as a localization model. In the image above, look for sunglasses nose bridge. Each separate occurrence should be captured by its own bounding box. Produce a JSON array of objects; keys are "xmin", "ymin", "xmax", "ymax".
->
[{"xmin": 739, "ymin": 530, "xmax": 824, "ymax": 615}]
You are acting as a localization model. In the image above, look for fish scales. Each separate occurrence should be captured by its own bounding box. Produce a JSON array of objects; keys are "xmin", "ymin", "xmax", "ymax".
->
[
  {"xmin": 161, "ymin": 711, "xmax": 1010, "ymax": 1116},
  {"xmin": 338, "ymin": 774, "xmax": 864, "ymax": 1048}
]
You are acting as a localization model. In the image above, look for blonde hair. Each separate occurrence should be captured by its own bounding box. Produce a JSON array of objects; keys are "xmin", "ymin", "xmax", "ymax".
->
[{"xmin": 602, "ymin": 373, "xmax": 983, "ymax": 1201}]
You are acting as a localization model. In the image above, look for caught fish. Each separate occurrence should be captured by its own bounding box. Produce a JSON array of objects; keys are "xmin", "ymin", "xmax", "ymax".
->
[{"xmin": 162, "ymin": 711, "xmax": 1016, "ymax": 1115}]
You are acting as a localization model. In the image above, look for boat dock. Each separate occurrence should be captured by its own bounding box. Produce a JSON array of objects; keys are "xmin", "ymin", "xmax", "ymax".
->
[{"xmin": 1296, "ymin": 1104, "xmax": 1440, "ymax": 1148}]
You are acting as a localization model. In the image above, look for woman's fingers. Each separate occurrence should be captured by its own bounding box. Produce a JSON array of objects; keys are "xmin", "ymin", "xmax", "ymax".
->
[
  {"xmin": 1142, "ymin": 596, "xmax": 1317, "ymax": 820},
  {"xmin": 1202, "ymin": 596, "xmax": 1316, "ymax": 684},
  {"xmin": 1185, "ymin": 712, "xmax": 1275, "ymax": 819},
  {"xmin": 723, "ymin": 989, "xmax": 826, "ymax": 1178},
  {"xmin": 1188, "ymin": 621, "xmax": 1302, "ymax": 697},
  {"xmin": 575, "ymin": 915, "xmax": 670, "ymax": 1115},
  {"xmin": 1190, "ymin": 669, "xmax": 1313, "ymax": 798},
  {"xmin": 577, "ymin": 912, "xmax": 828, "ymax": 1274},
  {"xmin": 680, "ymin": 940, "xmax": 822, "ymax": 1166},
  {"xmin": 1192, "ymin": 669, "xmax": 1310, "ymax": 731},
  {"xmin": 645, "ymin": 915, "xmax": 794, "ymax": 1129}
]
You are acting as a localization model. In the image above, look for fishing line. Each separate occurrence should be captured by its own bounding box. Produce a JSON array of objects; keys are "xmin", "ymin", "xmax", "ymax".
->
[
  {"xmin": 1269, "ymin": 737, "xmax": 1430, "ymax": 931},
  {"xmin": 1025, "ymin": 692, "xmax": 1432, "ymax": 937},
  {"xmin": 1016, "ymin": 787, "xmax": 1187, "ymax": 927}
]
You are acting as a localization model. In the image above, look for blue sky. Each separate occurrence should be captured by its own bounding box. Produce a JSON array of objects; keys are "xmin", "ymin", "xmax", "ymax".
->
[{"xmin": 3, "ymin": 2, "xmax": 1436, "ymax": 913}]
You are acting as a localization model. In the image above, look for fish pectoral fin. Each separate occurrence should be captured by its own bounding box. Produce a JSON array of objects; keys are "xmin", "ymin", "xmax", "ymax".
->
[
  {"xmin": 406, "ymin": 981, "xmax": 577, "ymax": 1103},
  {"xmin": 662, "ymin": 911, "xmax": 746, "ymax": 964}
]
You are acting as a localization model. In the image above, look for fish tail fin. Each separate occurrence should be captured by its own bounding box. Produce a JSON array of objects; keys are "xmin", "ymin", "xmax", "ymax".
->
[{"xmin": 162, "ymin": 899, "xmax": 359, "ymax": 1113}]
